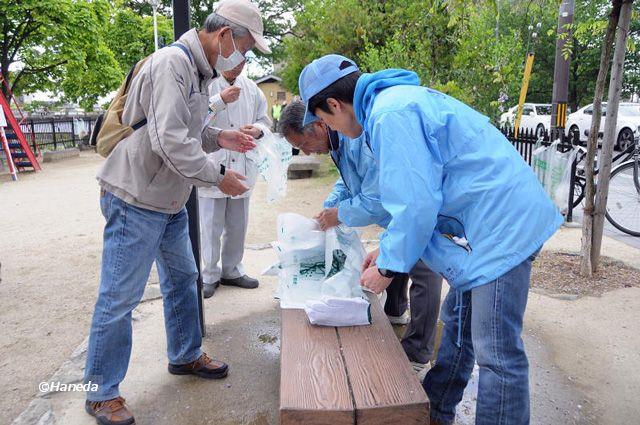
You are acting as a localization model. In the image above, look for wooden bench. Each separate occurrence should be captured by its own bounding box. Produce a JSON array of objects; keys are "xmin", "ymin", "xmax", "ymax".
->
[{"xmin": 280, "ymin": 293, "xmax": 430, "ymax": 424}]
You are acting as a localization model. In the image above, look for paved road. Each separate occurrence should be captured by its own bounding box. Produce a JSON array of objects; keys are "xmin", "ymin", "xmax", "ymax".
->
[{"xmin": 569, "ymin": 204, "xmax": 640, "ymax": 250}]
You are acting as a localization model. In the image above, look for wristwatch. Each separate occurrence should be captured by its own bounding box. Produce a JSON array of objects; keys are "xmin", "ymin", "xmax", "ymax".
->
[{"xmin": 378, "ymin": 268, "xmax": 398, "ymax": 278}]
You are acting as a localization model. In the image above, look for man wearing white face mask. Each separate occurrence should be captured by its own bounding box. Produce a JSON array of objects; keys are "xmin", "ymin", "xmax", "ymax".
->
[
  {"xmin": 199, "ymin": 58, "xmax": 271, "ymax": 297},
  {"xmin": 84, "ymin": 1, "xmax": 271, "ymax": 424}
]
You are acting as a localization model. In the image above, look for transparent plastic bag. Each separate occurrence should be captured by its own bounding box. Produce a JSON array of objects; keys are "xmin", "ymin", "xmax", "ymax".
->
[
  {"xmin": 532, "ymin": 140, "xmax": 577, "ymax": 212},
  {"xmin": 246, "ymin": 132, "xmax": 293, "ymax": 203},
  {"xmin": 550, "ymin": 147, "xmax": 577, "ymax": 212},
  {"xmin": 269, "ymin": 213, "xmax": 366, "ymax": 309}
]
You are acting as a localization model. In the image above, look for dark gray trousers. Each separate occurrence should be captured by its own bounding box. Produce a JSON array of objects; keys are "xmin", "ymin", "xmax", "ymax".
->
[{"xmin": 384, "ymin": 260, "xmax": 443, "ymax": 364}]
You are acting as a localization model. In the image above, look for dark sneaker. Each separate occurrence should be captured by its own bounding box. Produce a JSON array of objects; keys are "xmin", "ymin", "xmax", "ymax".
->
[
  {"xmin": 168, "ymin": 353, "xmax": 229, "ymax": 379},
  {"xmin": 85, "ymin": 396, "xmax": 135, "ymax": 425},
  {"xmin": 203, "ymin": 281, "xmax": 220, "ymax": 299},
  {"xmin": 220, "ymin": 275, "xmax": 259, "ymax": 289}
]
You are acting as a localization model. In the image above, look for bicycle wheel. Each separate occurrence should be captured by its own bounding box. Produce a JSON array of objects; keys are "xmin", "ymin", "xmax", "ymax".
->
[
  {"xmin": 605, "ymin": 162, "xmax": 640, "ymax": 237},
  {"xmin": 572, "ymin": 176, "xmax": 586, "ymax": 208}
]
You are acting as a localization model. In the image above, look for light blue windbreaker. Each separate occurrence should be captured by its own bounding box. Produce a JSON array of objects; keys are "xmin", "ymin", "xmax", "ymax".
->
[
  {"xmin": 323, "ymin": 131, "xmax": 390, "ymax": 228},
  {"xmin": 353, "ymin": 69, "xmax": 563, "ymax": 293}
]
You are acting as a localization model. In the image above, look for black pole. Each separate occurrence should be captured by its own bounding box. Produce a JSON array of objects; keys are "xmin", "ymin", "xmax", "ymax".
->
[
  {"xmin": 51, "ymin": 118, "xmax": 57, "ymax": 150},
  {"xmin": 71, "ymin": 118, "xmax": 76, "ymax": 147},
  {"xmin": 172, "ymin": 0, "xmax": 206, "ymax": 337},
  {"xmin": 566, "ymin": 156, "xmax": 577, "ymax": 222}
]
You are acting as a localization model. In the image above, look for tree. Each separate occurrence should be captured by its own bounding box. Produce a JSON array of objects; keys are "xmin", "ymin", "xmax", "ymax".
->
[
  {"xmin": 281, "ymin": 0, "xmax": 558, "ymax": 119},
  {"xmin": 0, "ymin": 0, "xmax": 123, "ymax": 110},
  {"xmin": 124, "ymin": 0, "xmax": 302, "ymax": 70},
  {"xmin": 280, "ymin": 0, "xmax": 639, "ymax": 121},
  {"xmin": 591, "ymin": 0, "xmax": 634, "ymax": 271},
  {"xmin": 105, "ymin": 7, "xmax": 174, "ymax": 74},
  {"xmin": 579, "ymin": 0, "xmax": 622, "ymax": 276}
]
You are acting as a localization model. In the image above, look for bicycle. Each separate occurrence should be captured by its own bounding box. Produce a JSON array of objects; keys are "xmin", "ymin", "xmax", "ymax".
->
[{"xmin": 571, "ymin": 127, "xmax": 640, "ymax": 236}]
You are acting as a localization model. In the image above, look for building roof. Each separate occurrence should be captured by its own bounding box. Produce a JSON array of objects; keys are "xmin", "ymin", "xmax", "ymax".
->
[{"xmin": 254, "ymin": 74, "xmax": 282, "ymax": 84}]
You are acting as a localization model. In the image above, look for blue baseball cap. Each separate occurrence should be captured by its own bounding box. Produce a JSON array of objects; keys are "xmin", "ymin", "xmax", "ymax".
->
[{"xmin": 298, "ymin": 54, "xmax": 359, "ymax": 126}]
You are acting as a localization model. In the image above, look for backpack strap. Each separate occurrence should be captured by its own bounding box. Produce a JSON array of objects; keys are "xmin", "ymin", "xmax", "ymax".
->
[
  {"xmin": 170, "ymin": 42, "xmax": 193, "ymax": 65},
  {"xmin": 171, "ymin": 42, "xmax": 206, "ymax": 83},
  {"xmin": 130, "ymin": 43, "xmax": 196, "ymax": 132}
]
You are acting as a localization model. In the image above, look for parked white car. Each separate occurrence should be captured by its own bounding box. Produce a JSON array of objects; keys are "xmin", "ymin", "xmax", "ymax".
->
[
  {"xmin": 565, "ymin": 102, "xmax": 640, "ymax": 150},
  {"xmin": 499, "ymin": 103, "xmax": 552, "ymax": 137}
]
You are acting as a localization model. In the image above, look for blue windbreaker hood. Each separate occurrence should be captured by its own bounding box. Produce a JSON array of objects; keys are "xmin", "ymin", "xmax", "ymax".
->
[{"xmin": 353, "ymin": 69, "xmax": 421, "ymax": 128}]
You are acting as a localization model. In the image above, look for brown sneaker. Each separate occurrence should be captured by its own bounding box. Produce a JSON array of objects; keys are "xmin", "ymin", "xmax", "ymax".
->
[
  {"xmin": 84, "ymin": 396, "xmax": 135, "ymax": 425},
  {"xmin": 168, "ymin": 352, "xmax": 229, "ymax": 379}
]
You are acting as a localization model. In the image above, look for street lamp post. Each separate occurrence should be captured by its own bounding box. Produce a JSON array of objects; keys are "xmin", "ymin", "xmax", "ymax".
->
[{"xmin": 151, "ymin": 0, "xmax": 159, "ymax": 51}]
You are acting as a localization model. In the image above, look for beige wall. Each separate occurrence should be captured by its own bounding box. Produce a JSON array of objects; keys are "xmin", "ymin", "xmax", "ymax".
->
[{"xmin": 257, "ymin": 81, "xmax": 293, "ymax": 122}]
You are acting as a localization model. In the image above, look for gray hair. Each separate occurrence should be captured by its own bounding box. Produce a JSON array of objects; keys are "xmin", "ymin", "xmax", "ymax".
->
[
  {"xmin": 203, "ymin": 12, "xmax": 250, "ymax": 38},
  {"xmin": 278, "ymin": 100, "xmax": 314, "ymax": 136}
]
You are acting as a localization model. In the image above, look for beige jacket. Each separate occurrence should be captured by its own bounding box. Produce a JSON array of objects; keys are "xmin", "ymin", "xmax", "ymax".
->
[{"xmin": 97, "ymin": 29, "xmax": 223, "ymax": 214}]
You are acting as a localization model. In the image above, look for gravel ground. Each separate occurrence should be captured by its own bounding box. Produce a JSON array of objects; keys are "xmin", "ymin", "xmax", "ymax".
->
[{"xmin": 531, "ymin": 251, "xmax": 640, "ymax": 297}]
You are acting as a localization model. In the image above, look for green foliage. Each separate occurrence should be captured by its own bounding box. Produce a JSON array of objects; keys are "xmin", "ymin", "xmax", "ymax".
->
[
  {"xmin": 105, "ymin": 6, "xmax": 174, "ymax": 73},
  {"xmin": 281, "ymin": 0, "xmax": 640, "ymax": 121},
  {"xmin": 127, "ymin": 0, "xmax": 302, "ymax": 71},
  {"xmin": 0, "ymin": 0, "xmax": 125, "ymax": 110}
]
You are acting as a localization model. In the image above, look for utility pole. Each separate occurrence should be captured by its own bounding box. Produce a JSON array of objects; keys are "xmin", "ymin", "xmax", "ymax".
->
[
  {"xmin": 172, "ymin": 0, "xmax": 206, "ymax": 337},
  {"xmin": 550, "ymin": 0, "xmax": 574, "ymax": 140}
]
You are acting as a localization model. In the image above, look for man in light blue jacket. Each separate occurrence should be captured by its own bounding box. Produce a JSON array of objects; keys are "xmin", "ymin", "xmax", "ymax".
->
[
  {"xmin": 279, "ymin": 101, "xmax": 443, "ymax": 373},
  {"xmin": 298, "ymin": 54, "xmax": 563, "ymax": 425}
]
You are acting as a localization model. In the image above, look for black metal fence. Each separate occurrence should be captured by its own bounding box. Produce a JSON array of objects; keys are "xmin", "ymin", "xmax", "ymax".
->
[
  {"xmin": 17, "ymin": 115, "xmax": 99, "ymax": 152},
  {"xmin": 501, "ymin": 126, "xmax": 579, "ymax": 221}
]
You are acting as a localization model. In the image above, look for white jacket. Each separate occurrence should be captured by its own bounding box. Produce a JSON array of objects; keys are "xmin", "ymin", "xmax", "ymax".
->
[{"xmin": 199, "ymin": 74, "xmax": 271, "ymax": 199}]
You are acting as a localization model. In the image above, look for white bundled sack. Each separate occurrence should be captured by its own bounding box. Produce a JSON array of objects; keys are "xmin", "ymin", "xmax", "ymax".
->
[
  {"xmin": 246, "ymin": 132, "xmax": 293, "ymax": 202},
  {"xmin": 550, "ymin": 147, "xmax": 578, "ymax": 212},
  {"xmin": 532, "ymin": 140, "xmax": 577, "ymax": 212},
  {"xmin": 304, "ymin": 296, "xmax": 371, "ymax": 327},
  {"xmin": 532, "ymin": 140, "xmax": 556, "ymax": 186},
  {"xmin": 268, "ymin": 213, "xmax": 370, "ymax": 326}
]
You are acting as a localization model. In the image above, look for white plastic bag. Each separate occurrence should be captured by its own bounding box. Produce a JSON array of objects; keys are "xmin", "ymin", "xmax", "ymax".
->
[
  {"xmin": 269, "ymin": 213, "xmax": 366, "ymax": 309},
  {"xmin": 532, "ymin": 140, "xmax": 557, "ymax": 187},
  {"xmin": 551, "ymin": 147, "xmax": 577, "ymax": 212},
  {"xmin": 246, "ymin": 132, "xmax": 293, "ymax": 202},
  {"xmin": 532, "ymin": 140, "xmax": 577, "ymax": 212}
]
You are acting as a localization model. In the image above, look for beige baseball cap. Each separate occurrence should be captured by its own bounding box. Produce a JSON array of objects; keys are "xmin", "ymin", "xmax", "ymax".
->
[{"xmin": 215, "ymin": 0, "xmax": 271, "ymax": 54}]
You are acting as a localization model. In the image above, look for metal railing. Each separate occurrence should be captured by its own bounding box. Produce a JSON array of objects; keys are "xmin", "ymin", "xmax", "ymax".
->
[{"xmin": 18, "ymin": 115, "xmax": 99, "ymax": 152}]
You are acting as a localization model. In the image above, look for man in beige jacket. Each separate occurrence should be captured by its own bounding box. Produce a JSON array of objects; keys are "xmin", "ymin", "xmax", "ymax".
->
[{"xmin": 83, "ymin": 1, "xmax": 270, "ymax": 424}]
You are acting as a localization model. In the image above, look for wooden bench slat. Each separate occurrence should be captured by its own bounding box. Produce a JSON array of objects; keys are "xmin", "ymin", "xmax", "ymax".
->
[
  {"xmin": 337, "ymin": 293, "xmax": 430, "ymax": 424},
  {"xmin": 280, "ymin": 308, "xmax": 354, "ymax": 425}
]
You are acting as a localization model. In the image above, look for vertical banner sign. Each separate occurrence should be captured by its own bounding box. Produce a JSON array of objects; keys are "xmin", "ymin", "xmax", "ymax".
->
[{"xmin": 514, "ymin": 53, "xmax": 535, "ymax": 138}]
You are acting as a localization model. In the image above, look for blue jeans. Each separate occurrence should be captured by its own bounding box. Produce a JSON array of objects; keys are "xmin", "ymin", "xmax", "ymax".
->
[
  {"xmin": 424, "ymin": 253, "xmax": 536, "ymax": 425},
  {"xmin": 84, "ymin": 191, "xmax": 202, "ymax": 401}
]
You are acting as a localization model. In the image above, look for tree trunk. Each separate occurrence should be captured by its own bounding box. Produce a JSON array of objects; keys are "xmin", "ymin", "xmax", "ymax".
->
[
  {"xmin": 579, "ymin": 0, "xmax": 622, "ymax": 277},
  {"xmin": 591, "ymin": 0, "xmax": 634, "ymax": 272}
]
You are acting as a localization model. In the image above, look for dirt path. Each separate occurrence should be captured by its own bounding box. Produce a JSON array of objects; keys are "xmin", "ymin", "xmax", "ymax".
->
[
  {"xmin": 1, "ymin": 152, "xmax": 638, "ymax": 424},
  {"xmin": 0, "ymin": 152, "xmax": 375, "ymax": 423}
]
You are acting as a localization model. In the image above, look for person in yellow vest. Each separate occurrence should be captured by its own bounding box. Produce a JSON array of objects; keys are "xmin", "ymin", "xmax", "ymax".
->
[{"xmin": 272, "ymin": 101, "xmax": 283, "ymax": 131}]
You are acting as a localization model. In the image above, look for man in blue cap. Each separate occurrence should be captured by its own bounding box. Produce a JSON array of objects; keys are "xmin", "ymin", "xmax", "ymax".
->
[
  {"xmin": 278, "ymin": 100, "xmax": 444, "ymax": 378},
  {"xmin": 297, "ymin": 54, "xmax": 563, "ymax": 425}
]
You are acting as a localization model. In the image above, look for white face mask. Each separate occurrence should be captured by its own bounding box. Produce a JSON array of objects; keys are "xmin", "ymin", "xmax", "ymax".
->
[{"xmin": 215, "ymin": 33, "xmax": 245, "ymax": 72}]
